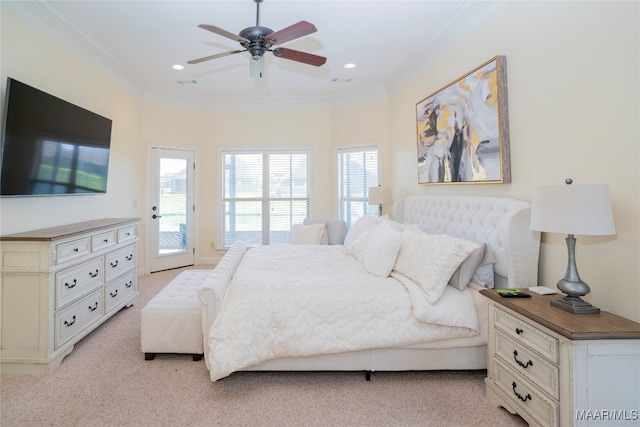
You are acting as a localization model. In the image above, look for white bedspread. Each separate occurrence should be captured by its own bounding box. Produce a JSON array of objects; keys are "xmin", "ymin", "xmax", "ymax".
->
[{"xmin": 205, "ymin": 245, "xmax": 479, "ymax": 381}]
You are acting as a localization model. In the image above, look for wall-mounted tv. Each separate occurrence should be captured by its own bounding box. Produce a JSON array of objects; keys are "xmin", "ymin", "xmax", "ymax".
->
[{"xmin": 1, "ymin": 78, "xmax": 112, "ymax": 197}]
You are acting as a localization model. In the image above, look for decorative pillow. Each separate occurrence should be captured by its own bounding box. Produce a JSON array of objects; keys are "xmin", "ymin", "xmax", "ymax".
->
[
  {"xmin": 343, "ymin": 215, "xmax": 377, "ymax": 247},
  {"xmin": 345, "ymin": 224, "xmax": 375, "ymax": 262},
  {"xmin": 414, "ymin": 226, "xmax": 497, "ymax": 290},
  {"xmin": 290, "ymin": 223, "xmax": 327, "ymax": 245},
  {"xmin": 448, "ymin": 245, "xmax": 485, "ymax": 290},
  {"xmin": 363, "ymin": 220, "xmax": 403, "ymax": 277},
  {"xmin": 393, "ymin": 228, "xmax": 482, "ymax": 304},
  {"xmin": 303, "ymin": 218, "xmax": 347, "ymax": 245}
]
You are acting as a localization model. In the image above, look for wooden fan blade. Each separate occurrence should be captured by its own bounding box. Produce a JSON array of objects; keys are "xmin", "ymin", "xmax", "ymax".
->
[
  {"xmin": 273, "ymin": 47, "xmax": 326, "ymax": 67},
  {"xmin": 265, "ymin": 21, "xmax": 317, "ymax": 46},
  {"xmin": 198, "ymin": 24, "xmax": 250, "ymax": 44},
  {"xmin": 188, "ymin": 50, "xmax": 245, "ymax": 64}
]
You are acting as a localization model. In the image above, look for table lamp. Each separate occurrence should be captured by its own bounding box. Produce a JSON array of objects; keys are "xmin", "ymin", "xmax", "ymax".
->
[
  {"xmin": 368, "ymin": 186, "xmax": 392, "ymax": 216},
  {"xmin": 530, "ymin": 179, "xmax": 616, "ymax": 314}
]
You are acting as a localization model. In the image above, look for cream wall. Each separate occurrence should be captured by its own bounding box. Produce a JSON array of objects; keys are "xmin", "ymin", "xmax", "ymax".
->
[
  {"xmin": 387, "ymin": 1, "xmax": 639, "ymax": 321},
  {"xmin": 142, "ymin": 102, "xmax": 332, "ymax": 261},
  {"xmin": 0, "ymin": 8, "xmax": 146, "ymax": 257}
]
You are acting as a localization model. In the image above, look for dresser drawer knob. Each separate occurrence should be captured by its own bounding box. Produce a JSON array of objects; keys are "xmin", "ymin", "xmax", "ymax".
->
[
  {"xmin": 64, "ymin": 279, "xmax": 77, "ymax": 289},
  {"xmin": 126, "ymin": 254, "xmax": 133, "ymax": 261},
  {"xmin": 110, "ymin": 289, "xmax": 118, "ymax": 298},
  {"xmin": 513, "ymin": 350, "xmax": 533, "ymax": 368},
  {"xmin": 88, "ymin": 302, "xmax": 99, "ymax": 312},
  {"xmin": 89, "ymin": 269, "xmax": 99, "ymax": 278},
  {"xmin": 110, "ymin": 260, "xmax": 119, "ymax": 268},
  {"xmin": 125, "ymin": 280, "xmax": 132, "ymax": 288},
  {"xmin": 515, "ymin": 328, "xmax": 523, "ymax": 335},
  {"xmin": 512, "ymin": 382, "xmax": 532, "ymax": 402},
  {"xmin": 64, "ymin": 315, "xmax": 77, "ymax": 327}
]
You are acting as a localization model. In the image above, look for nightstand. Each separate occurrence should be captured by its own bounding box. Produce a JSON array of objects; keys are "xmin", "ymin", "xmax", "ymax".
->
[{"xmin": 481, "ymin": 289, "xmax": 640, "ymax": 427}]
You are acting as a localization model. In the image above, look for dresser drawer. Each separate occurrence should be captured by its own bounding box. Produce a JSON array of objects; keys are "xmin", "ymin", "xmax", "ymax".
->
[
  {"xmin": 494, "ymin": 330, "xmax": 559, "ymax": 399},
  {"xmin": 92, "ymin": 230, "xmax": 117, "ymax": 252},
  {"xmin": 55, "ymin": 237, "xmax": 91, "ymax": 265},
  {"xmin": 55, "ymin": 258, "xmax": 103, "ymax": 309},
  {"xmin": 493, "ymin": 359, "xmax": 559, "ymax": 427},
  {"xmin": 104, "ymin": 270, "xmax": 136, "ymax": 313},
  {"xmin": 55, "ymin": 289, "xmax": 103, "ymax": 349},
  {"xmin": 117, "ymin": 225, "xmax": 137, "ymax": 244},
  {"xmin": 494, "ymin": 307, "xmax": 558, "ymax": 363},
  {"xmin": 104, "ymin": 244, "xmax": 136, "ymax": 281}
]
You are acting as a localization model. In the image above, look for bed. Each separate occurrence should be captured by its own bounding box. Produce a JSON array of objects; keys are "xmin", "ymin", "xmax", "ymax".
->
[{"xmin": 198, "ymin": 194, "xmax": 540, "ymax": 382}]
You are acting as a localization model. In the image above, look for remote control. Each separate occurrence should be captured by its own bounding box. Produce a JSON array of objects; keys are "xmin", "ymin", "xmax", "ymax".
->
[{"xmin": 499, "ymin": 292, "xmax": 531, "ymax": 298}]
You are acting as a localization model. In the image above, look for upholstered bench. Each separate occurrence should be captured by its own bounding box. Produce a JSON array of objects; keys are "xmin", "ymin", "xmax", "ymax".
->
[{"xmin": 141, "ymin": 269, "xmax": 212, "ymax": 361}]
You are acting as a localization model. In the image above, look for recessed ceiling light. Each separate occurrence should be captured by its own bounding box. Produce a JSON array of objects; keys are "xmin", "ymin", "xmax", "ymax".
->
[
  {"xmin": 344, "ymin": 63, "xmax": 356, "ymax": 69},
  {"xmin": 172, "ymin": 64, "xmax": 185, "ymax": 70}
]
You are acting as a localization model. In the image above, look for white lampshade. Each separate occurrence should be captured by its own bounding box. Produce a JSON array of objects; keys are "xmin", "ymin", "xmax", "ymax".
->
[
  {"xmin": 530, "ymin": 184, "xmax": 616, "ymax": 236},
  {"xmin": 368, "ymin": 186, "xmax": 392, "ymax": 206}
]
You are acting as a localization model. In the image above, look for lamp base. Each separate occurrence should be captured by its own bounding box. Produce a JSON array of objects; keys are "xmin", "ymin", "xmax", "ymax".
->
[{"xmin": 551, "ymin": 295, "xmax": 600, "ymax": 314}]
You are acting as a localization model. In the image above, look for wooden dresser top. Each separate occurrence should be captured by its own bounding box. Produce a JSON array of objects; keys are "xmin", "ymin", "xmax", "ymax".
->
[
  {"xmin": 0, "ymin": 218, "xmax": 140, "ymax": 242},
  {"xmin": 481, "ymin": 288, "xmax": 640, "ymax": 341}
]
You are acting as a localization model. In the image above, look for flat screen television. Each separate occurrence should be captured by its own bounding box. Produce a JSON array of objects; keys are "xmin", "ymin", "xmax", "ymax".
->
[{"xmin": 0, "ymin": 78, "xmax": 112, "ymax": 197}]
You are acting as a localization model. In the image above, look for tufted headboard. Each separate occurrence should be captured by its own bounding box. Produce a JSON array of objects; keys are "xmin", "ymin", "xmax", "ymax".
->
[{"xmin": 394, "ymin": 194, "xmax": 541, "ymax": 289}]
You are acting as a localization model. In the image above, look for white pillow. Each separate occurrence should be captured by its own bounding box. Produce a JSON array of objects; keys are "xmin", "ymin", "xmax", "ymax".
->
[
  {"xmin": 363, "ymin": 220, "xmax": 402, "ymax": 277},
  {"xmin": 345, "ymin": 224, "xmax": 375, "ymax": 262},
  {"xmin": 290, "ymin": 223, "xmax": 327, "ymax": 245},
  {"xmin": 393, "ymin": 228, "xmax": 481, "ymax": 303},
  {"xmin": 343, "ymin": 215, "xmax": 377, "ymax": 247}
]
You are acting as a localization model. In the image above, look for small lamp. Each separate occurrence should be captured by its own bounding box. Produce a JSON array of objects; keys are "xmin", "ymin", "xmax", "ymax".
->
[
  {"xmin": 530, "ymin": 179, "xmax": 616, "ymax": 314},
  {"xmin": 368, "ymin": 185, "xmax": 392, "ymax": 216}
]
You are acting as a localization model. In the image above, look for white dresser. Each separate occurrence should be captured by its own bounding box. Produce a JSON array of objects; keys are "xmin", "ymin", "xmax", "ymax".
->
[
  {"xmin": 1, "ymin": 218, "xmax": 141, "ymax": 375},
  {"xmin": 481, "ymin": 289, "xmax": 640, "ymax": 427}
]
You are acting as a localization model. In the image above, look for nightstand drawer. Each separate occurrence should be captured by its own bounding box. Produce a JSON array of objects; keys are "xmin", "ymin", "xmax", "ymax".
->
[
  {"xmin": 493, "ymin": 359, "xmax": 559, "ymax": 427},
  {"xmin": 494, "ymin": 307, "xmax": 558, "ymax": 363},
  {"xmin": 494, "ymin": 330, "xmax": 559, "ymax": 399}
]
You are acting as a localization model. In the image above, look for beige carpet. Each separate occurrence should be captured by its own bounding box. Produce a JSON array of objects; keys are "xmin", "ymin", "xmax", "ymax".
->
[{"xmin": 1, "ymin": 265, "xmax": 527, "ymax": 427}]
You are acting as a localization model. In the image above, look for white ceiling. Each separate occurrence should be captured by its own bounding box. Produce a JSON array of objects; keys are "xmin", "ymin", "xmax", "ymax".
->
[{"xmin": 5, "ymin": 0, "xmax": 506, "ymax": 108}]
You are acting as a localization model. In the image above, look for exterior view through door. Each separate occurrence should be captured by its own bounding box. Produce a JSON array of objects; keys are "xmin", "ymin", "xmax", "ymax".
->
[{"xmin": 149, "ymin": 147, "xmax": 195, "ymax": 272}]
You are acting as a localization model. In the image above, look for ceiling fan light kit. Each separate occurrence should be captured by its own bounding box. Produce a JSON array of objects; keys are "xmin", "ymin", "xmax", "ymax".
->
[{"xmin": 188, "ymin": 0, "xmax": 326, "ymax": 78}]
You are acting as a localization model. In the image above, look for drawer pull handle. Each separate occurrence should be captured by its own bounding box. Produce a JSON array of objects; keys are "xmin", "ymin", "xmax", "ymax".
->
[
  {"xmin": 89, "ymin": 269, "xmax": 99, "ymax": 278},
  {"xmin": 88, "ymin": 302, "xmax": 99, "ymax": 312},
  {"xmin": 103, "ymin": 238, "xmax": 109, "ymax": 243},
  {"xmin": 125, "ymin": 280, "xmax": 132, "ymax": 288},
  {"xmin": 512, "ymin": 382, "xmax": 531, "ymax": 402},
  {"xmin": 126, "ymin": 254, "xmax": 133, "ymax": 261},
  {"xmin": 64, "ymin": 315, "xmax": 77, "ymax": 327},
  {"xmin": 513, "ymin": 350, "xmax": 533, "ymax": 368},
  {"xmin": 110, "ymin": 260, "xmax": 119, "ymax": 268},
  {"xmin": 73, "ymin": 248, "xmax": 79, "ymax": 252},
  {"xmin": 65, "ymin": 279, "xmax": 77, "ymax": 289},
  {"xmin": 110, "ymin": 290, "xmax": 118, "ymax": 298},
  {"xmin": 515, "ymin": 328, "xmax": 523, "ymax": 335}
]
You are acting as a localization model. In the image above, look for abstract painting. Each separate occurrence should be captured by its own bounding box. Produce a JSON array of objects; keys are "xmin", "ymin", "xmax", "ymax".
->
[{"xmin": 415, "ymin": 56, "xmax": 510, "ymax": 184}]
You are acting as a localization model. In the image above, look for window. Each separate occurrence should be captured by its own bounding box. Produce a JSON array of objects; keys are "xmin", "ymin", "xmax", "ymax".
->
[
  {"xmin": 222, "ymin": 149, "xmax": 309, "ymax": 246},
  {"xmin": 337, "ymin": 146, "xmax": 379, "ymax": 228}
]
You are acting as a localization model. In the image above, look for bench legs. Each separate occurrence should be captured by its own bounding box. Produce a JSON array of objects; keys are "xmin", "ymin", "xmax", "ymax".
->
[{"xmin": 144, "ymin": 353, "xmax": 203, "ymax": 361}]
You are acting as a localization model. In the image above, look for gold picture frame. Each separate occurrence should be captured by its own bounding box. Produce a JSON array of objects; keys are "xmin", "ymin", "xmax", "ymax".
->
[{"xmin": 415, "ymin": 56, "xmax": 510, "ymax": 184}]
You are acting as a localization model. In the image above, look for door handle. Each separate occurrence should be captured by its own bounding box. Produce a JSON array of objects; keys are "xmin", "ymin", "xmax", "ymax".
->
[{"xmin": 152, "ymin": 214, "xmax": 162, "ymax": 219}]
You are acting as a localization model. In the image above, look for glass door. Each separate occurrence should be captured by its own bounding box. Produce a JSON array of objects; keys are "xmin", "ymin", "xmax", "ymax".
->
[{"xmin": 149, "ymin": 148, "xmax": 195, "ymax": 272}]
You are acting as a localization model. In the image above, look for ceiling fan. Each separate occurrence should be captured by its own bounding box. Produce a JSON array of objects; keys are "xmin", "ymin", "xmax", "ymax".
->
[{"xmin": 188, "ymin": 0, "xmax": 327, "ymax": 78}]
